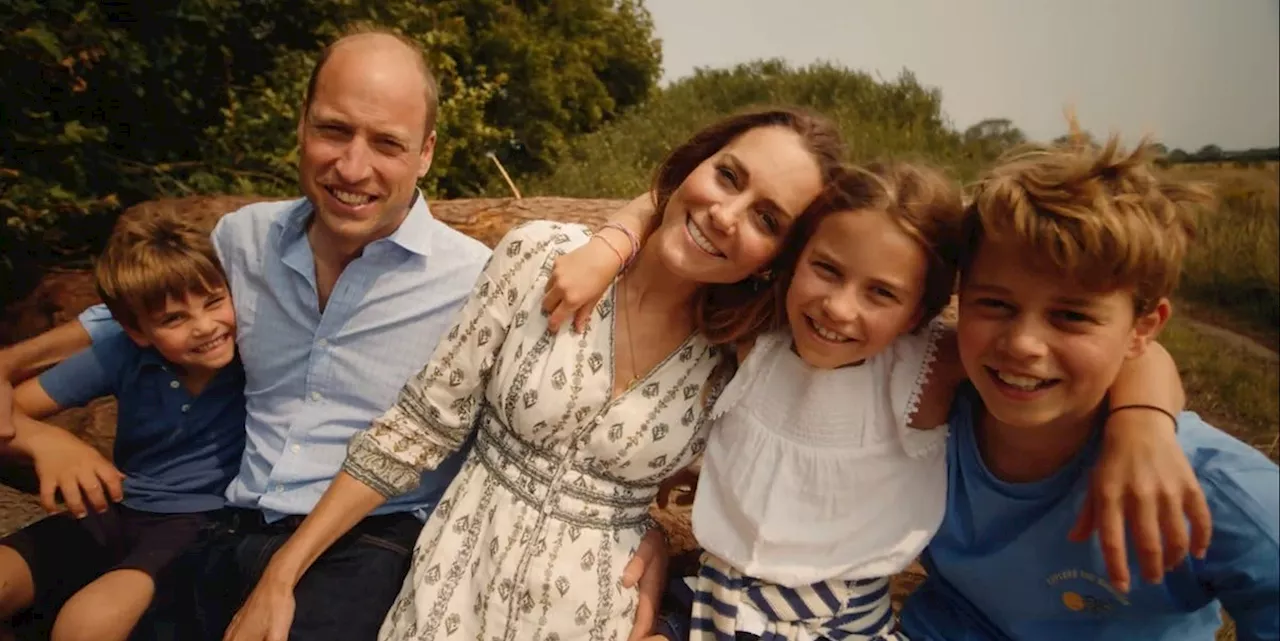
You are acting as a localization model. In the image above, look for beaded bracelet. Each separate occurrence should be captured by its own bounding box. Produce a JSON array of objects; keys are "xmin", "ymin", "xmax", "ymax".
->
[
  {"xmin": 593, "ymin": 233, "xmax": 628, "ymax": 268},
  {"xmin": 601, "ymin": 222, "xmax": 640, "ymax": 266}
]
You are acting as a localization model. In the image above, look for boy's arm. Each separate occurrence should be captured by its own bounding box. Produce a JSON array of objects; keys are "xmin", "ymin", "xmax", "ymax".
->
[
  {"xmin": 1077, "ymin": 341, "xmax": 1213, "ymax": 594},
  {"xmin": 0, "ymin": 319, "xmax": 97, "ymax": 440},
  {"xmin": 1199, "ymin": 465, "xmax": 1280, "ymax": 641},
  {"xmin": 543, "ymin": 193, "xmax": 657, "ymax": 333},
  {"xmin": 6, "ymin": 341, "xmax": 125, "ymax": 516}
]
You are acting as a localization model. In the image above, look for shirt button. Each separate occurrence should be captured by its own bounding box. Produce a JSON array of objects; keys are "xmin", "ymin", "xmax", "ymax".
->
[
  {"xmin": 170, "ymin": 380, "xmax": 180, "ymax": 389},
  {"xmin": 310, "ymin": 391, "xmax": 322, "ymax": 402},
  {"xmin": 317, "ymin": 338, "xmax": 328, "ymax": 347},
  {"xmin": 290, "ymin": 444, "xmax": 301, "ymax": 453},
  {"xmin": 181, "ymin": 404, "xmax": 191, "ymax": 413},
  {"xmin": 275, "ymin": 485, "xmax": 285, "ymax": 493}
]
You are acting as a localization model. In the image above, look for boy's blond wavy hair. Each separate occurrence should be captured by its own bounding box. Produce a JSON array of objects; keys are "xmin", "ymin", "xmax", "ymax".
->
[{"xmin": 961, "ymin": 114, "xmax": 1215, "ymax": 314}]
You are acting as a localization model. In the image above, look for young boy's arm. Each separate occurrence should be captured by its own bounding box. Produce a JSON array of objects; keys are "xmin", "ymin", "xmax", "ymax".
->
[
  {"xmin": 1077, "ymin": 340, "xmax": 1212, "ymax": 594},
  {"xmin": 8, "ymin": 342, "xmax": 126, "ymax": 517},
  {"xmin": 543, "ymin": 193, "xmax": 658, "ymax": 333}
]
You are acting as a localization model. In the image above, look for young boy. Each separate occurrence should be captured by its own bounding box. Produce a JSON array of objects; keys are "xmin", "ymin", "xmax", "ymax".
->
[
  {"xmin": 899, "ymin": 128, "xmax": 1280, "ymax": 639},
  {"xmin": 0, "ymin": 216, "xmax": 247, "ymax": 641}
]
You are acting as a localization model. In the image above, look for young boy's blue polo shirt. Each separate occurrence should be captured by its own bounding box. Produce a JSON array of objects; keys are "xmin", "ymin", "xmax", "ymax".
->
[
  {"xmin": 37, "ymin": 332, "xmax": 247, "ymax": 513},
  {"xmin": 900, "ymin": 385, "xmax": 1280, "ymax": 640}
]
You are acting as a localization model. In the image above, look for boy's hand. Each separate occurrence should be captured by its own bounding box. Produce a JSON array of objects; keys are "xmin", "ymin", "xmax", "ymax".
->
[
  {"xmin": 25, "ymin": 422, "xmax": 125, "ymax": 517},
  {"xmin": 0, "ymin": 378, "xmax": 15, "ymax": 442},
  {"xmin": 1071, "ymin": 409, "xmax": 1211, "ymax": 593},
  {"xmin": 542, "ymin": 234, "xmax": 625, "ymax": 334}
]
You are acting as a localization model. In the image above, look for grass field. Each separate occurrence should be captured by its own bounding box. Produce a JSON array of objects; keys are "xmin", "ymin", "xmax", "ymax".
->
[{"xmin": 1165, "ymin": 162, "xmax": 1279, "ymax": 350}]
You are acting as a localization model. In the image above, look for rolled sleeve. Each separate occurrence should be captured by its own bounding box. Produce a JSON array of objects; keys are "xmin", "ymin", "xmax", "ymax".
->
[
  {"xmin": 77, "ymin": 304, "xmax": 125, "ymax": 343},
  {"xmin": 36, "ymin": 336, "xmax": 123, "ymax": 408}
]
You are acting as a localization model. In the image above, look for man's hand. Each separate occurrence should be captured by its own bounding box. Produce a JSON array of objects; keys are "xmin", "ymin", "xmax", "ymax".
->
[
  {"xmin": 20, "ymin": 417, "xmax": 124, "ymax": 517},
  {"xmin": 624, "ymin": 527, "xmax": 670, "ymax": 641},
  {"xmin": 1070, "ymin": 409, "xmax": 1211, "ymax": 593},
  {"xmin": 223, "ymin": 572, "xmax": 297, "ymax": 641}
]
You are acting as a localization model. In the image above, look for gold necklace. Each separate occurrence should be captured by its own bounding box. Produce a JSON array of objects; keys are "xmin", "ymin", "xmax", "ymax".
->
[{"xmin": 619, "ymin": 275, "xmax": 641, "ymax": 387}]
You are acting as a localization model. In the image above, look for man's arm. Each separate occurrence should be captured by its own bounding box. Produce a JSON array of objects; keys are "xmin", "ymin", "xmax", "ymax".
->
[{"xmin": 0, "ymin": 319, "xmax": 96, "ymax": 440}]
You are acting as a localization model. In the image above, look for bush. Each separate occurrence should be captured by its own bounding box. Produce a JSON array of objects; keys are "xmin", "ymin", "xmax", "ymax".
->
[
  {"xmin": 525, "ymin": 59, "xmax": 1000, "ymax": 198},
  {"xmin": 0, "ymin": 0, "xmax": 660, "ymax": 306}
]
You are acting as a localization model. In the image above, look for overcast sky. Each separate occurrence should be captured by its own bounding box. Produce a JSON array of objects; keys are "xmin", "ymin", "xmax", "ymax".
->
[{"xmin": 644, "ymin": 0, "xmax": 1280, "ymax": 151}]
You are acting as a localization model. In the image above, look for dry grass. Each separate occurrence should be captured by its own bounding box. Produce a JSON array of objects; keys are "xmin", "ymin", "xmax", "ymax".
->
[{"xmin": 1164, "ymin": 163, "xmax": 1280, "ymax": 346}]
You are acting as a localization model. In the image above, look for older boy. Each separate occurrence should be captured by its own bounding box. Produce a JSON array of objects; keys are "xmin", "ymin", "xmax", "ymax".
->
[
  {"xmin": 900, "ymin": 131, "xmax": 1279, "ymax": 640},
  {"xmin": 0, "ymin": 216, "xmax": 247, "ymax": 641}
]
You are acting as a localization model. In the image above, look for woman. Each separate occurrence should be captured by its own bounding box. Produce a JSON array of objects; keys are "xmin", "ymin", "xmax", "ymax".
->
[{"xmin": 224, "ymin": 106, "xmax": 845, "ymax": 641}]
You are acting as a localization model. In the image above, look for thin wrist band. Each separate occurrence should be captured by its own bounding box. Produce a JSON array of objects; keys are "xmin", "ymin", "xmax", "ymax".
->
[{"xmin": 1110, "ymin": 404, "xmax": 1179, "ymax": 430}]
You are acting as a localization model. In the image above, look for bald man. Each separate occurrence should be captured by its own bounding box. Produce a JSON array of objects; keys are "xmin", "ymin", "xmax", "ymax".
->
[{"xmin": 0, "ymin": 28, "xmax": 668, "ymax": 641}]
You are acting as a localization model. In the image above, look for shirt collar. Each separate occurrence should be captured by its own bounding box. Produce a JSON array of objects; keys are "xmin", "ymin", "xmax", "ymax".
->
[{"xmin": 273, "ymin": 190, "xmax": 436, "ymax": 258}]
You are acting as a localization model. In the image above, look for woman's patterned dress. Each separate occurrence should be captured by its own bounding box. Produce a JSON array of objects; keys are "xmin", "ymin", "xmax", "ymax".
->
[{"xmin": 343, "ymin": 221, "xmax": 725, "ymax": 641}]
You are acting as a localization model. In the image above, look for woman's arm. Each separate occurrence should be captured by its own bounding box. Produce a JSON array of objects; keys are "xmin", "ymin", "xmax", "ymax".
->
[{"xmin": 543, "ymin": 193, "xmax": 658, "ymax": 333}]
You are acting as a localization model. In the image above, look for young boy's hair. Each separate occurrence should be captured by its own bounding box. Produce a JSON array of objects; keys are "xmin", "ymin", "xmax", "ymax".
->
[
  {"xmin": 94, "ymin": 216, "xmax": 227, "ymax": 332},
  {"xmin": 960, "ymin": 116, "xmax": 1215, "ymax": 314},
  {"xmin": 770, "ymin": 161, "xmax": 967, "ymax": 334}
]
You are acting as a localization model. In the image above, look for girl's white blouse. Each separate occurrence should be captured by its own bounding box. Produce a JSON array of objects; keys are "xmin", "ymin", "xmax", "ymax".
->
[{"xmin": 691, "ymin": 320, "xmax": 951, "ymax": 587}]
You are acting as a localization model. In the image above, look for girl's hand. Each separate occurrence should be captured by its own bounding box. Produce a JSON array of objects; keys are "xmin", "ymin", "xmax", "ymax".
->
[
  {"xmin": 1071, "ymin": 407, "xmax": 1212, "ymax": 593},
  {"xmin": 543, "ymin": 233, "xmax": 626, "ymax": 334}
]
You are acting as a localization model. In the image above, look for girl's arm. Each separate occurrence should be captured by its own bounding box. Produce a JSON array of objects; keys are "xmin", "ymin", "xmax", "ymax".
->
[
  {"xmin": 543, "ymin": 193, "xmax": 658, "ymax": 333},
  {"xmin": 1076, "ymin": 340, "xmax": 1210, "ymax": 594}
]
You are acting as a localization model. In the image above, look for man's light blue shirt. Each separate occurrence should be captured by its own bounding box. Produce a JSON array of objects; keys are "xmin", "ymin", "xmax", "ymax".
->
[{"xmin": 81, "ymin": 194, "xmax": 491, "ymax": 522}]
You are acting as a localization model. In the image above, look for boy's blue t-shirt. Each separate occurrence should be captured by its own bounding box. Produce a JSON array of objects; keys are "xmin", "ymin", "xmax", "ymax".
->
[
  {"xmin": 37, "ymin": 331, "xmax": 247, "ymax": 513},
  {"xmin": 900, "ymin": 386, "xmax": 1279, "ymax": 641}
]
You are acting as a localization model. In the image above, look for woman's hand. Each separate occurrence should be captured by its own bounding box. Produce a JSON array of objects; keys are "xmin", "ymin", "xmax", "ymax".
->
[
  {"xmin": 623, "ymin": 527, "xmax": 671, "ymax": 641},
  {"xmin": 1071, "ymin": 408, "xmax": 1211, "ymax": 593}
]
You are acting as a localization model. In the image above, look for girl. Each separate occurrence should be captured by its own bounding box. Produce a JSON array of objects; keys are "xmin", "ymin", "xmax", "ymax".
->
[{"xmin": 546, "ymin": 162, "xmax": 1203, "ymax": 641}]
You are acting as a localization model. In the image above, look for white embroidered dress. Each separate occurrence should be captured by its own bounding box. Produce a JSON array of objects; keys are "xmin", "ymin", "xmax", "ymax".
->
[
  {"xmin": 344, "ymin": 221, "xmax": 724, "ymax": 641},
  {"xmin": 689, "ymin": 324, "xmax": 950, "ymax": 639}
]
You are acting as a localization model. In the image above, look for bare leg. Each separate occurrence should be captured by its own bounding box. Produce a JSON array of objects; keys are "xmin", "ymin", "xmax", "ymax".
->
[
  {"xmin": 51, "ymin": 569, "xmax": 154, "ymax": 641},
  {"xmin": 0, "ymin": 546, "xmax": 35, "ymax": 620}
]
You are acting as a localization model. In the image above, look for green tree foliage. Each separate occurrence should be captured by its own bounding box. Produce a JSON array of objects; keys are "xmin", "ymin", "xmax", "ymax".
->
[
  {"xmin": 962, "ymin": 118, "xmax": 1027, "ymax": 160},
  {"xmin": 0, "ymin": 0, "xmax": 659, "ymax": 304},
  {"xmin": 526, "ymin": 59, "xmax": 989, "ymax": 199}
]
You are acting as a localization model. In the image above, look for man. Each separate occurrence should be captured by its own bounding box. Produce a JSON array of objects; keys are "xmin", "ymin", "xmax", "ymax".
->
[{"xmin": 0, "ymin": 27, "xmax": 668, "ymax": 641}]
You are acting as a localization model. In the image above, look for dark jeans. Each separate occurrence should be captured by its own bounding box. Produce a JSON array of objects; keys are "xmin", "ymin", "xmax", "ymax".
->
[{"xmin": 140, "ymin": 507, "xmax": 420, "ymax": 641}]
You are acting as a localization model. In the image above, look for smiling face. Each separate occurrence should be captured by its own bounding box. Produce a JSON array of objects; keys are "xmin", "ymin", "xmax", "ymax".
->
[
  {"xmin": 785, "ymin": 209, "xmax": 928, "ymax": 369},
  {"xmin": 297, "ymin": 34, "xmax": 436, "ymax": 253},
  {"xmin": 956, "ymin": 239, "xmax": 1168, "ymax": 432},
  {"xmin": 124, "ymin": 285, "xmax": 238, "ymax": 376},
  {"xmin": 647, "ymin": 125, "xmax": 825, "ymax": 285}
]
